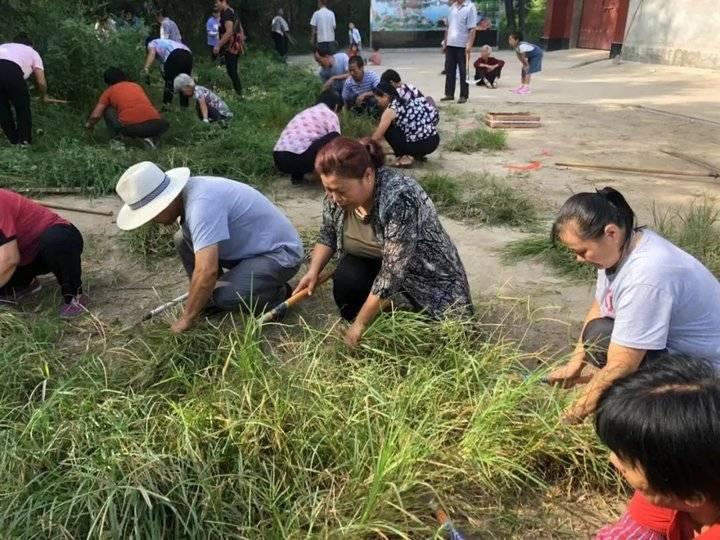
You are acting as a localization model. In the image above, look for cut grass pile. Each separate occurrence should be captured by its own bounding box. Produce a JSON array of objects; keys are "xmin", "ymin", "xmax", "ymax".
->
[
  {"xmin": 0, "ymin": 52, "xmax": 321, "ymax": 195},
  {"xmin": 0, "ymin": 309, "xmax": 612, "ymax": 538},
  {"xmin": 503, "ymin": 199, "xmax": 720, "ymax": 280},
  {"xmin": 421, "ymin": 172, "xmax": 538, "ymax": 228},
  {"xmin": 444, "ymin": 127, "xmax": 508, "ymax": 153}
]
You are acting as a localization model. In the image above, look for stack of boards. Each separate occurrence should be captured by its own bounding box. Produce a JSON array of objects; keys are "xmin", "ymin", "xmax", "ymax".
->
[{"xmin": 485, "ymin": 112, "xmax": 541, "ymax": 129}]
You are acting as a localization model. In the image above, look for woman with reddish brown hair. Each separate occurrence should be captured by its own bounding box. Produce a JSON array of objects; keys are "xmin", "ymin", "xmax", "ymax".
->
[{"xmin": 294, "ymin": 136, "xmax": 473, "ymax": 347}]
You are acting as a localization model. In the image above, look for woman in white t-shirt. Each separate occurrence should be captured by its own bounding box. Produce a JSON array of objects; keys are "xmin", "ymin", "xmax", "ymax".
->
[{"xmin": 548, "ymin": 187, "xmax": 720, "ymax": 423}]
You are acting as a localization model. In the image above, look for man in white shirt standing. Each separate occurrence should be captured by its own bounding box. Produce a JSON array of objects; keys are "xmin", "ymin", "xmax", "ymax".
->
[
  {"xmin": 440, "ymin": 0, "xmax": 477, "ymax": 104},
  {"xmin": 310, "ymin": 0, "xmax": 336, "ymax": 55}
]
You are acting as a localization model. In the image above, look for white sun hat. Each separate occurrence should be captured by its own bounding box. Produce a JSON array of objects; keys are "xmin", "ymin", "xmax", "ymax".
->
[{"xmin": 115, "ymin": 161, "xmax": 190, "ymax": 231}]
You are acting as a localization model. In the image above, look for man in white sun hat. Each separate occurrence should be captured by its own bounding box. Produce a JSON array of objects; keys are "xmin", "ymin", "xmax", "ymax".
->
[{"xmin": 115, "ymin": 162, "xmax": 303, "ymax": 333}]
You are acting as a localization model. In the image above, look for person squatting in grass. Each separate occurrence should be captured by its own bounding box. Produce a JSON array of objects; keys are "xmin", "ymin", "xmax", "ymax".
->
[
  {"xmin": 547, "ymin": 187, "xmax": 720, "ymax": 423},
  {"xmin": 295, "ymin": 137, "xmax": 473, "ymax": 347},
  {"xmin": 473, "ymin": 44, "xmax": 504, "ymax": 88},
  {"xmin": 371, "ymin": 80, "xmax": 439, "ymax": 168},
  {"xmin": 342, "ymin": 55, "xmax": 380, "ymax": 117},
  {"xmin": 379, "ymin": 69, "xmax": 436, "ymax": 107},
  {"xmin": 316, "ymin": 48, "xmax": 350, "ymax": 94},
  {"xmin": 508, "ymin": 31, "xmax": 543, "ymax": 95},
  {"xmin": 0, "ymin": 34, "xmax": 60, "ymax": 145},
  {"xmin": 173, "ymin": 74, "xmax": 233, "ymax": 124},
  {"xmin": 115, "ymin": 162, "xmax": 303, "ymax": 334},
  {"xmin": 85, "ymin": 67, "xmax": 169, "ymax": 147},
  {"xmin": 273, "ymin": 89, "xmax": 342, "ymax": 185},
  {"xmin": 594, "ymin": 357, "xmax": 720, "ymax": 539},
  {"xmin": 143, "ymin": 37, "xmax": 193, "ymax": 108},
  {"xmin": 0, "ymin": 189, "xmax": 86, "ymax": 318}
]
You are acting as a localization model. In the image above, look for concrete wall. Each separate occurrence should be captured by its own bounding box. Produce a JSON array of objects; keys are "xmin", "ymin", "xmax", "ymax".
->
[{"xmin": 622, "ymin": 0, "xmax": 720, "ymax": 69}]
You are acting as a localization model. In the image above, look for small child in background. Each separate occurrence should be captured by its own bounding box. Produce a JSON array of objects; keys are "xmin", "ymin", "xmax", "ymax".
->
[
  {"xmin": 369, "ymin": 46, "xmax": 382, "ymax": 65},
  {"xmin": 473, "ymin": 45, "xmax": 504, "ymax": 88},
  {"xmin": 347, "ymin": 43, "xmax": 360, "ymax": 59},
  {"xmin": 348, "ymin": 22, "xmax": 362, "ymax": 51},
  {"xmin": 173, "ymin": 74, "xmax": 233, "ymax": 123},
  {"xmin": 206, "ymin": 9, "xmax": 221, "ymax": 61},
  {"xmin": 508, "ymin": 31, "xmax": 543, "ymax": 95}
]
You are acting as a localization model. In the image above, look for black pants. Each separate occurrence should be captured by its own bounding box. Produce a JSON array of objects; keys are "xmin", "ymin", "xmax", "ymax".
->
[
  {"xmin": 582, "ymin": 317, "xmax": 666, "ymax": 368},
  {"xmin": 273, "ymin": 131, "xmax": 340, "ymax": 183},
  {"xmin": 333, "ymin": 254, "xmax": 382, "ymax": 321},
  {"xmin": 103, "ymin": 107, "xmax": 169, "ymax": 138},
  {"xmin": 271, "ymin": 32, "xmax": 288, "ymax": 58},
  {"xmin": 475, "ymin": 67, "xmax": 502, "ymax": 84},
  {"xmin": 384, "ymin": 126, "xmax": 439, "ymax": 158},
  {"xmin": 163, "ymin": 49, "xmax": 193, "ymax": 106},
  {"xmin": 224, "ymin": 52, "xmax": 243, "ymax": 96},
  {"xmin": 0, "ymin": 60, "xmax": 32, "ymax": 144},
  {"xmin": 444, "ymin": 46, "xmax": 469, "ymax": 99},
  {"xmin": 0, "ymin": 224, "xmax": 83, "ymax": 302},
  {"xmin": 195, "ymin": 102, "xmax": 226, "ymax": 122},
  {"xmin": 350, "ymin": 96, "xmax": 381, "ymax": 119}
]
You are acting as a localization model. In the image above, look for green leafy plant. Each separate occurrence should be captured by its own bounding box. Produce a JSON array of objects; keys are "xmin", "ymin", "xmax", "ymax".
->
[{"xmin": 444, "ymin": 127, "xmax": 508, "ymax": 153}]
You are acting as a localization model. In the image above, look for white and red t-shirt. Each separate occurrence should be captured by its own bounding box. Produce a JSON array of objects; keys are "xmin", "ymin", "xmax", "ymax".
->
[
  {"xmin": 273, "ymin": 103, "xmax": 340, "ymax": 155},
  {"xmin": 0, "ymin": 189, "xmax": 68, "ymax": 265}
]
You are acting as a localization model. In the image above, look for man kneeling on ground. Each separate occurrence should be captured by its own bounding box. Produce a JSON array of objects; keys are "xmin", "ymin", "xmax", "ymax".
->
[
  {"xmin": 0, "ymin": 189, "xmax": 86, "ymax": 318},
  {"xmin": 115, "ymin": 162, "xmax": 304, "ymax": 334},
  {"xmin": 85, "ymin": 67, "xmax": 169, "ymax": 149}
]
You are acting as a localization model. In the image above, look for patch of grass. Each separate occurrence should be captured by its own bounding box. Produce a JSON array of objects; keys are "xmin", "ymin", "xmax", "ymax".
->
[
  {"xmin": 421, "ymin": 172, "xmax": 538, "ymax": 227},
  {"xmin": 503, "ymin": 235, "xmax": 597, "ymax": 281},
  {"xmin": 444, "ymin": 127, "xmax": 508, "ymax": 153},
  {"xmin": 0, "ymin": 309, "xmax": 611, "ymax": 538},
  {"xmin": 340, "ymin": 111, "xmax": 377, "ymax": 139},
  {"xmin": 123, "ymin": 223, "xmax": 178, "ymax": 259},
  {"xmin": 441, "ymin": 104, "xmax": 463, "ymax": 120}
]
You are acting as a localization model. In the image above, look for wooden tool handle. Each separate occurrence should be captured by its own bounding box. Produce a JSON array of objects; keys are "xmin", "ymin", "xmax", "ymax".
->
[
  {"xmin": 286, "ymin": 271, "xmax": 335, "ymax": 309},
  {"xmin": 34, "ymin": 201, "xmax": 113, "ymax": 217},
  {"xmin": 555, "ymin": 162, "xmax": 715, "ymax": 178}
]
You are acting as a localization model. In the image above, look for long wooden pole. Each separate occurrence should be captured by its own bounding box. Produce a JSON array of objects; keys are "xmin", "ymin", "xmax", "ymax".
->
[
  {"xmin": 555, "ymin": 162, "xmax": 719, "ymax": 178},
  {"xmin": 33, "ymin": 201, "xmax": 114, "ymax": 217}
]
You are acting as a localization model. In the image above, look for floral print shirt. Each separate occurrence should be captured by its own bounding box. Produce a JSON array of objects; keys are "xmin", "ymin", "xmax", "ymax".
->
[
  {"xmin": 389, "ymin": 91, "xmax": 439, "ymax": 143},
  {"xmin": 194, "ymin": 86, "xmax": 233, "ymax": 119},
  {"xmin": 317, "ymin": 167, "xmax": 473, "ymax": 318}
]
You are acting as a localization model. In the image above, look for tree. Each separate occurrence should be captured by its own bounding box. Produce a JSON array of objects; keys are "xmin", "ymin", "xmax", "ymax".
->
[{"xmin": 504, "ymin": 0, "xmax": 527, "ymax": 32}]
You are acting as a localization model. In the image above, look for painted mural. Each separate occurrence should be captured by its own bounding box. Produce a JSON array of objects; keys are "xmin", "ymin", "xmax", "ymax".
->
[{"xmin": 370, "ymin": 0, "xmax": 501, "ymax": 32}]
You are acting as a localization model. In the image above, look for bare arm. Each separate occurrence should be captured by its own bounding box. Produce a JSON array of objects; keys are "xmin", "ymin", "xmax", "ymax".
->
[
  {"xmin": 565, "ymin": 344, "xmax": 646, "ymax": 422},
  {"xmin": 173, "ymin": 244, "xmax": 219, "ymax": 332},
  {"xmin": 466, "ymin": 27, "xmax": 476, "ymax": 51},
  {"xmin": 0, "ymin": 241, "xmax": 21, "ymax": 288},
  {"xmin": 371, "ymin": 108, "xmax": 396, "ymax": 141},
  {"xmin": 345, "ymin": 293, "xmax": 385, "ymax": 346},
  {"xmin": 293, "ymin": 243, "xmax": 334, "ymax": 296},
  {"xmin": 143, "ymin": 48, "xmax": 157, "ymax": 72},
  {"xmin": 310, "ymin": 25, "xmax": 317, "ymax": 44},
  {"xmin": 548, "ymin": 299, "xmax": 601, "ymax": 384},
  {"xmin": 85, "ymin": 102, "xmax": 107, "ymax": 129},
  {"xmin": 33, "ymin": 68, "xmax": 48, "ymax": 100},
  {"xmin": 216, "ymin": 20, "xmax": 234, "ymax": 50},
  {"xmin": 198, "ymin": 96, "xmax": 209, "ymax": 121}
]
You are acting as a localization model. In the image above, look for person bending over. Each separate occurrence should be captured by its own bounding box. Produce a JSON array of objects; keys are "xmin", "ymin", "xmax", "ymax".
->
[
  {"xmin": 508, "ymin": 31, "xmax": 543, "ymax": 95},
  {"xmin": 548, "ymin": 187, "xmax": 720, "ymax": 423},
  {"xmin": 273, "ymin": 89, "xmax": 342, "ymax": 184},
  {"xmin": 86, "ymin": 67, "xmax": 169, "ymax": 148},
  {"xmin": 341, "ymin": 55, "xmax": 380, "ymax": 117},
  {"xmin": 372, "ymin": 80, "xmax": 439, "ymax": 168},
  {"xmin": 0, "ymin": 189, "xmax": 86, "ymax": 318},
  {"xmin": 594, "ymin": 357, "xmax": 720, "ymax": 539},
  {"xmin": 295, "ymin": 137, "xmax": 473, "ymax": 347},
  {"xmin": 473, "ymin": 44, "xmax": 504, "ymax": 88},
  {"xmin": 316, "ymin": 48, "xmax": 350, "ymax": 94},
  {"xmin": 115, "ymin": 162, "xmax": 303, "ymax": 334},
  {"xmin": 143, "ymin": 37, "xmax": 193, "ymax": 108},
  {"xmin": 173, "ymin": 74, "xmax": 233, "ymax": 123}
]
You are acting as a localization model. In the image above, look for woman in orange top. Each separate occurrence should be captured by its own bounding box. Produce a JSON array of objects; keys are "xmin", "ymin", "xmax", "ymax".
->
[{"xmin": 85, "ymin": 67, "xmax": 169, "ymax": 148}]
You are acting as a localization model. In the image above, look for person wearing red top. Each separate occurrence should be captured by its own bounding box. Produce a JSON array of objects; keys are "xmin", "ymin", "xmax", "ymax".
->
[
  {"xmin": 85, "ymin": 67, "xmax": 169, "ymax": 148},
  {"xmin": 473, "ymin": 45, "xmax": 504, "ymax": 88},
  {"xmin": 594, "ymin": 357, "xmax": 720, "ymax": 540},
  {"xmin": 0, "ymin": 189, "xmax": 86, "ymax": 318}
]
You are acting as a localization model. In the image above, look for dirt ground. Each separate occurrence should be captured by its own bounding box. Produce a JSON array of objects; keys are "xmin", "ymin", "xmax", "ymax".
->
[{"xmin": 15, "ymin": 48, "xmax": 720, "ymax": 537}]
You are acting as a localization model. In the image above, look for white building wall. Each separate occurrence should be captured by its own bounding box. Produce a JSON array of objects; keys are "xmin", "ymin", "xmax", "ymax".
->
[{"xmin": 622, "ymin": 0, "xmax": 720, "ymax": 69}]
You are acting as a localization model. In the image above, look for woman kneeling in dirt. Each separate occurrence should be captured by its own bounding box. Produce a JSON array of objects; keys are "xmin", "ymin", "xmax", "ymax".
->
[
  {"xmin": 548, "ymin": 187, "xmax": 720, "ymax": 424},
  {"xmin": 294, "ymin": 137, "xmax": 473, "ymax": 347},
  {"xmin": 370, "ymin": 81, "xmax": 439, "ymax": 168}
]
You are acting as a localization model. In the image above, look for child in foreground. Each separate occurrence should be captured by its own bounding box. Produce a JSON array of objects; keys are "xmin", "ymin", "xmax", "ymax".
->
[
  {"xmin": 594, "ymin": 356, "xmax": 720, "ymax": 539},
  {"xmin": 508, "ymin": 31, "xmax": 543, "ymax": 95}
]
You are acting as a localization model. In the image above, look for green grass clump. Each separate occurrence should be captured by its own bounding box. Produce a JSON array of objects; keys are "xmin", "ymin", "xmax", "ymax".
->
[
  {"xmin": 0, "ymin": 310, "xmax": 611, "ymax": 538},
  {"xmin": 340, "ymin": 111, "xmax": 377, "ymax": 139},
  {"xmin": 123, "ymin": 223, "xmax": 178, "ymax": 259},
  {"xmin": 504, "ymin": 235, "xmax": 597, "ymax": 281},
  {"xmin": 421, "ymin": 172, "xmax": 538, "ymax": 227},
  {"xmin": 444, "ymin": 127, "xmax": 508, "ymax": 153}
]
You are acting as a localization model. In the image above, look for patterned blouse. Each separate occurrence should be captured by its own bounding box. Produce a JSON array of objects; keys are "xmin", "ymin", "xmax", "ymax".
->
[
  {"xmin": 194, "ymin": 86, "xmax": 233, "ymax": 119},
  {"xmin": 389, "ymin": 91, "xmax": 439, "ymax": 143},
  {"xmin": 317, "ymin": 167, "xmax": 473, "ymax": 318}
]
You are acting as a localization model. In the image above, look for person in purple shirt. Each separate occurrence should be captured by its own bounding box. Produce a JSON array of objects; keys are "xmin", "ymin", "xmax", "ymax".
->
[{"xmin": 206, "ymin": 9, "xmax": 220, "ymax": 61}]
